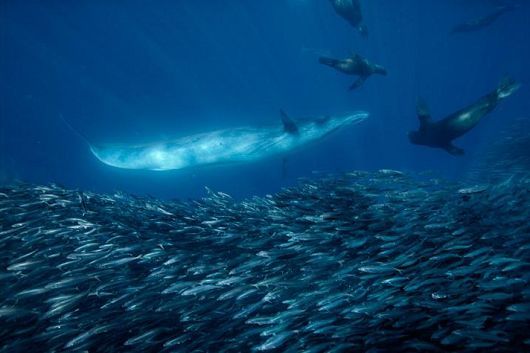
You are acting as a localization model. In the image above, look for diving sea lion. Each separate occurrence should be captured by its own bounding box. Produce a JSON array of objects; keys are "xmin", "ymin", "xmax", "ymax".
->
[
  {"xmin": 329, "ymin": 0, "xmax": 368, "ymax": 36},
  {"xmin": 408, "ymin": 78, "xmax": 520, "ymax": 156},
  {"xmin": 319, "ymin": 53, "xmax": 387, "ymax": 90},
  {"xmin": 451, "ymin": 5, "xmax": 514, "ymax": 34}
]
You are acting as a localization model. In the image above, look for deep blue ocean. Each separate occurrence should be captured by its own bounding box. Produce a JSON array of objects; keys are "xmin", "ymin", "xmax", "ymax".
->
[
  {"xmin": 1, "ymin": 0, "xmax": 529, "ymax": 199},
  {"xmin": 2, "ymin": 2, "xmax": 530, "ymax": 352}
]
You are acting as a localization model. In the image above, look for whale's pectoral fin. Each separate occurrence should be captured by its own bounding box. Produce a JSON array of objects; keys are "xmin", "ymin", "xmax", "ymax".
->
[
  {"xmin": 416, "ymin": 98, "xmax": 432, "ymax": 131},
  {"xmin": 443, "ymin": 143, "xmax": 465, "ymax": 156},
  {"xmin": 349, "ymin": 76, "xmax": 367, "ymax": 90},
  {"xmin": 280, "ymin": 110, "xmax": 299, "ymax": 134}
]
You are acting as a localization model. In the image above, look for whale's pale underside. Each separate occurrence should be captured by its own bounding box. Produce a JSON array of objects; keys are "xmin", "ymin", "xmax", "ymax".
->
[{"xmin": 90, "ymin": 111, "xmax": 368, "ymax": 171}]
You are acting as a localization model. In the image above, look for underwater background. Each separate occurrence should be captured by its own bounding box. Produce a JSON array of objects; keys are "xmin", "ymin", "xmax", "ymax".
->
[
  {"xmin": 1, "ymin": 0, "xmax": 529, "ymax": 199},
  {"xmin": 2, "ymin": 2, "xmax": 530, "ymax": 352}
]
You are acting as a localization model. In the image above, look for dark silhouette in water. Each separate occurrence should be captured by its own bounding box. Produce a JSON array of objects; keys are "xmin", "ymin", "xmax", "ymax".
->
[
  {"xmin": 280, "ymin": 110, "xmax": 299, "ymax": 134},
  {"xmin": 319, "ymin": 53, "xmax": 387, "ymax": 90},
  {"xmin": 451, "ymin": 5, "xmax": 514, "ymax": 34},
  {"xmin": 409, "ymin": 78, "xmax": 520, "ymax": 155},
  {"xmin": 328, "ymin": 0, "xmax": 368, "ymax": 37}
]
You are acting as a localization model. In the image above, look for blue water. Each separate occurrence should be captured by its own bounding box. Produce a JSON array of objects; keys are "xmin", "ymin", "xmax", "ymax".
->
[{"xmin": 1, "ymin": 0, "xmax": 529, "ymax": 199}]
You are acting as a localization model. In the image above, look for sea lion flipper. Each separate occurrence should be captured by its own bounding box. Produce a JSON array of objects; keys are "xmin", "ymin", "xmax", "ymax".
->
[
  {"xmin": 280, "ymin": 110, "xmax": 299, "ymax": 134},
  {"xmin": 349, "ymin": 76, "xmax": 367, "ymax": 90},
  {"xmin": 372, "ymin": 64, "xmax": 387, "ymax": 76},
  {"xmin": 443, "ymin": 143, "xmax": 465, "ymax": 156},
  {"xmin": 496, "ymin": 77, "xmax": 520, "ymax": 99},
  {"xmin": 416, "ymin": 98, "xmax": 432, "ymax": 130}
]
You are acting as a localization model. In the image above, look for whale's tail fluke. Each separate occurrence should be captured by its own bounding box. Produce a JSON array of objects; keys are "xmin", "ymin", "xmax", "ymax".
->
[
  {"xmin": 319, "ymin": 56, "xmax": 340, "ymax": 68},
  {"xmin": 496, "ymin": 77, "xmax": 520, "ymax": 100}
]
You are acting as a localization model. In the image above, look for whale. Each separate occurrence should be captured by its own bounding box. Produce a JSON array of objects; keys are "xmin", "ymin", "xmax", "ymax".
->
[{"xmin": 89, "ymin": 111, "xmax": 368, "ymax": 171}]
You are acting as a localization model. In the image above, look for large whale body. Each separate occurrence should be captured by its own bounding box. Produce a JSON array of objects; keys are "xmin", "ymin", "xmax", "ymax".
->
[{"xmin": 90, "ymin": 111, "xmax": 368, "ymax": 171}]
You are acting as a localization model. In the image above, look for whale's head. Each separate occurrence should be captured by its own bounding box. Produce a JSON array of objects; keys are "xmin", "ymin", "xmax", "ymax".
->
[{"xmin": 296, "ymin": 111, "xmax": 369, "ymax": 141}]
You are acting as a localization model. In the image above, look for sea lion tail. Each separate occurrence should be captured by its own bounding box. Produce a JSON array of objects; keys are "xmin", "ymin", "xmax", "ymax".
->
[
  {"xmin": 496, "ymin": 77, "xmax": 520, "ymax": 99},
  {"xmin": 319, "ymin": 56, "xmax": 339, "ymax": 68}
]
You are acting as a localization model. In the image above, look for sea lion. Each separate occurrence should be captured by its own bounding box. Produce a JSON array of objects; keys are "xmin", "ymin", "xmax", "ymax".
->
[
  {"xmin": 329, "ymin": 0, "xmax": 368, "ymax": 36},
  {"xmin": 451, "ymin": 5, "xmax": 514, "ymax": 34},
  {"xmin": 408, "ymin": 78, "xmax": 520, "ymax": 156},
  {"xmin": 319, "ymin": 53, "xmax": 387, "ymax": 90}
]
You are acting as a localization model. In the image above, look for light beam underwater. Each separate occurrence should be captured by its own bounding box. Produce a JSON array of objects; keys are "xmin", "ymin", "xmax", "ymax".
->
[{"xmin": 89, "ymin": 111, "xmax": 369, "ymax": 171}]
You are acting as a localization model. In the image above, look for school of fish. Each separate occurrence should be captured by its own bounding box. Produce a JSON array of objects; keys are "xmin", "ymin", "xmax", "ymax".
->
[
  {"xmin": 1, "ymin": 170, "xmax": 530, "ymax": 352},
  {"xmin": 467, "ymin": 117, "xmax": 530, "ymax": 183}
]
